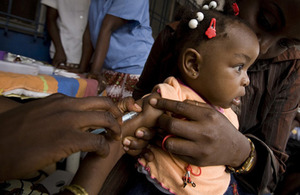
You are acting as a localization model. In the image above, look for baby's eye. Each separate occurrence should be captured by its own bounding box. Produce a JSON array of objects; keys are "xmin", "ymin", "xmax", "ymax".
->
[{"xmin": 233, "ymin": 64, "xmax": 244, "ymax": 72}]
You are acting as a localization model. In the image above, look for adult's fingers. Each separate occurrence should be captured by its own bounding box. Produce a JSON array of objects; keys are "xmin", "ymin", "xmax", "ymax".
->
[
  {"xmin": 156, "ymin": 114, "xmax": 204, "ymax": 140},
  {"xmin": 183, "ymin": 99, "xmax": 207, "ymax": 107},
  {"xmin": 83, "ymin": 111, "xmax": 121, "ymax": 136},
  {"xmin": 69, "ymin": 131, "xmax": 110, "ymax": 157},
  {"xmin": 162, "ymin": 136, "xmax": 205, "ymax": 166},
  {"xmin": 49, "ymin": 110, "xmax": 121, "ymax": 138},
  {"xmin": 149, "ymin": 98, "xmax": 213, "ymax": 121},
  {"xmin": 163, "ymin": 136, "xmax": 198, "ymax": 157},
  {"xmin": 68, "ymin": 96, "xmax": 123, "ymax": 117},
  {"xmin": 43, "ymin": 95, "xmax": 122, "ymax": 118}
]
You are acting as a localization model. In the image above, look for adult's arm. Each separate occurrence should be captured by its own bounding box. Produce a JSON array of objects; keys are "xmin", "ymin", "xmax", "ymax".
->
[
  {"xmin": 78, "ymin": 24, "xmax": 94, "ymax": 73},
  {"xmin": 66, "ymin": 140, "xmax": 125, "ymax": 195},
  {"xmin": 45, "ymin": 6, "xmax": 66, "ymax": 67},
  {"xmin": 89, "ymin": 14, "xmax": 127, "ymax": 75},
  {"xmin": 0, "ymin": 94, "xmax": 122, "ymax": 181},
  {"xmin": 291, "ymin": 107, "xmax": 300, "ymax": 129}
]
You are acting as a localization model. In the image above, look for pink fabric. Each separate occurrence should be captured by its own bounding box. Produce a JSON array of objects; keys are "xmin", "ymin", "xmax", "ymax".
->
[
  {"xmin": 139, "ymin": 77, "xmax": 239, "ymax": 195},
  {"xmin": 83, "ymin": 78, "xmax": 98, "ymax": 97}
]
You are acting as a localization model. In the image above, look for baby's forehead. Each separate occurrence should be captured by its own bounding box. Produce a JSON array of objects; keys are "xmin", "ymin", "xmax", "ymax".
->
[{"xmin": 224, "ymin": 20, "xmax": 254, "ymax": 36}]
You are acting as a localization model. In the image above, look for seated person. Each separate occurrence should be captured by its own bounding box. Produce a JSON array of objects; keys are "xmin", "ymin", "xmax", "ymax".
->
[{"xmin": 65, "ymin": 4, "xmax": 259, "ymax": 194}]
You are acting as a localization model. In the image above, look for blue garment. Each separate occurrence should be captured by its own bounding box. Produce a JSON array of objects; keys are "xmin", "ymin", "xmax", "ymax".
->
[{"xmin": 88, "ymin": 0, "xmax": 154, "ymax": 74}]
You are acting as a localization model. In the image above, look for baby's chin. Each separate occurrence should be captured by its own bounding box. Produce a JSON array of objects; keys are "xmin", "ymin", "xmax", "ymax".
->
[
  {"xmin": 215, "ymin": 98, "xmax": 241, "ymax": 109},
  {"xmin": 232, "ymin": 97, "xmax": 241, "ymax": 106}
]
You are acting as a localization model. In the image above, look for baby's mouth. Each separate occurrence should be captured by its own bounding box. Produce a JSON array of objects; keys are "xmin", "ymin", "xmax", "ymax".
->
[{"xmin": 232, "ymin": 97, "xmax": 241, "ymax": 106}]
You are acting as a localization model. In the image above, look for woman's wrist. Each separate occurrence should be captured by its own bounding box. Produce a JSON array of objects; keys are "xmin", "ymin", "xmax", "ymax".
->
[
  {"xmin": 60, "ymin": 184, "xmax": 88, "ymax": 195},
  {"xmin": 227, "ymin": 138, "xmax": 256, "ymax": 174}
]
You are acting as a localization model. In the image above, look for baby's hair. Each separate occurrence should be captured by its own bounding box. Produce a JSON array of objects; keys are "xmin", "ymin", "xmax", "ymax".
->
[
  {"xmin": 174, "ymin": 9, "xmax": 229, "ymax": 52},
  {"xmin": 134, "ymin": 1, "xmax": 245, "ymax": 99},
  {"xmin": 164, "ymin": 3, "xmax": 246, "ymax": 78}
]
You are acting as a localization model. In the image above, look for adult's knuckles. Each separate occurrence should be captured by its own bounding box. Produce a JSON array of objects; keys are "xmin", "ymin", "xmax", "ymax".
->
[
  {"xmin": 98, "ymin": 96, "xmax": 115, "ymax": 108},
  {"xmin": 95, "ymin": 136, "xmax": 110, "ymax": 156},
  {"xmin": 54, "ymin": 111, "xmax": 78, "ymax": 126},
  {"xmin": 159, "ymin": 100, "xmax": 187, "ymax": 113},
  {"xmin": 88, "ymin": 134, "xmax": 109, "ymax": 155},
  {"xmin": 102, "ymin": 111, "xmax": 119, "ymax": 128},
  {"xmin": 47, "ymin": 94, "xmax": 75, "ymax": 109}
]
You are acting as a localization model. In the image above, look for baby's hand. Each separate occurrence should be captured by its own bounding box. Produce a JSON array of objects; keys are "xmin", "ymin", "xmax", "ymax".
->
[{"xmin": 120, "ymin": 93, "xmax": 163, "ymax": 138}]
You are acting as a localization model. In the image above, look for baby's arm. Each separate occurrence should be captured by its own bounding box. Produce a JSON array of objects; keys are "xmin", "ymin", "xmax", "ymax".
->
[
  {"xmin": 63, "ymin": 94, "xmax": 163, "ymax": 194},
  {"xmin": 121, "ymin": 92, "xmax": 164, "ymax": 138}
]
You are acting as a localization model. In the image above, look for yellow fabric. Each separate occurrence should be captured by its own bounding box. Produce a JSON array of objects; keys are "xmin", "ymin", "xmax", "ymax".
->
[
  {"xmin": 0, "ymin": 71, "xmax": 91, "ymax": 98},
  {"xmin": 0, "ymin": 71, "xmax": 58, "ymax": 94},
  {"xmin": 139, "ymin": 77, "xmax": 239, "ymax": 195}
]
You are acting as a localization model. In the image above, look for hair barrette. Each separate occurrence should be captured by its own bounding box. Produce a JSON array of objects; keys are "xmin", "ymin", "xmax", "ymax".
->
[
  {"xmin": 188, "ymin": 12, "xmax": 204, "ymax": 29},
  {"xmin": 205, "ymin": 18, "xmax": 216, "ymax": 39},
  {"xmin": 202, "ymin": 1, "xmax": 218, "ymax": 10},
  {"xmin": 232, "ymin": 3, "xmax": 239, "ymax": 16}
]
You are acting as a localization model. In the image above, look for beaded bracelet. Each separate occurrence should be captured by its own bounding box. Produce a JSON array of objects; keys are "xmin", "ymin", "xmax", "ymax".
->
[
  {"xmin": 227, "ymin": 138, "xmax": 256, "ymax": 174},
  {"xmin": 62, "ymin": 184, "xmax": 88, "ymax": 195}
]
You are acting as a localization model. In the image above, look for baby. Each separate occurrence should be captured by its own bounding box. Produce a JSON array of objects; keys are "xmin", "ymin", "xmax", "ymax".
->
[{"xmin": 121, "ymin": 3, "xmax": 259, "ymax": 195}]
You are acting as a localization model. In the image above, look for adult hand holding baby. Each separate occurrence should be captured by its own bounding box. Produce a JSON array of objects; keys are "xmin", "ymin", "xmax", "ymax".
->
[
  {"xmin": 150, "ymin": 98, "xmax": 251, "ymax": 167},
  {"xmin": 125, "ymin": 97, "xmax": 251, "ymax": 168}
]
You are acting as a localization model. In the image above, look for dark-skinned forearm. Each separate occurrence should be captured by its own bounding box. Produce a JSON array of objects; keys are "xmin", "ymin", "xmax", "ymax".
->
[
  {"xmin": 70, "ymin": 141, "xmax": 124, "ymax": 195},
  {"xmin": 90, "ymin": 27, "xmax": 111, "ymax": 74},
  {"xmin": 46, "ymin": 7, "xmax": 64, "ymax": 54},
  {"xmin": 79, "ymin": 25, "xmax": 94, "ymax": 73},
  {"xmin": 90, "ymin": 14, "xmax": 127, "ymax": 74}
]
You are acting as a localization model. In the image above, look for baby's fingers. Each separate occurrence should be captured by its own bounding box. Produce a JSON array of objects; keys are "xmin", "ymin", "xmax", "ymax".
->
[{"xmin": 123, "ymin": 136, "xmax": 148, "ymax": 151}]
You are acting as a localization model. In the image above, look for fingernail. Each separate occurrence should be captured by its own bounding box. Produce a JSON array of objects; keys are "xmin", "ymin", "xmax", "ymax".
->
[
  {"xmin": 149, "ymin": 98, "xmax": 157, "ymax": 106},
  {"xmin": 136, "ymin": 130, "xmax": 144, "ymax": 138},
  {"xmin": 123, "ymin": 138, "xmax": 131, "ymax": 146},
  {"xmin": 134, "ymin": 103, "xmax": 142, "ymax": 111},
  {"xmin": 123, "ymin": 146, "xmax": 129, "ymax": 151}
]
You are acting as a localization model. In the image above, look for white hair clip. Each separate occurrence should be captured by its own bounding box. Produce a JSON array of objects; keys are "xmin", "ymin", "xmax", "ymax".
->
[
  {"xmin": 197, "ymin": 12, "xmax": 204, "ymax": 21},
  {"xmin": 202, "ymin": 5, "xmax": 209, "ymax": 10},
  {"xmin": 188, "ymin": 12, "xmax": 205, "ymax": 29},
  {"xmin": 209, "ymin": 1, "xmax": 218, "ymax": 9},
  {"xmin": 202, "ymin": 1, "xmax": 218, "ymax": 10}
]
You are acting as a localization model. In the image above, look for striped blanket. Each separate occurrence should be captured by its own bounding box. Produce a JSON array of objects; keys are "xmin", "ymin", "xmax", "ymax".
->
[{"xmin": 0, "ymin": 71, "xmax": 98, "ymax": 98}]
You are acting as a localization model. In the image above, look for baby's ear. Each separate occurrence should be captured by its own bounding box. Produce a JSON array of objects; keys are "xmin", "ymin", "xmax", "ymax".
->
[{"xmin": 181, "ymin": 48, "xmax": 202, "ymax": 79}]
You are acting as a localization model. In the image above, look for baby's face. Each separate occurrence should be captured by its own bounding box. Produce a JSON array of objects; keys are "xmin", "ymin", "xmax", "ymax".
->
[{"xmin": 192, "ymin": 22, "xmax": 259, "ymax": 108}]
